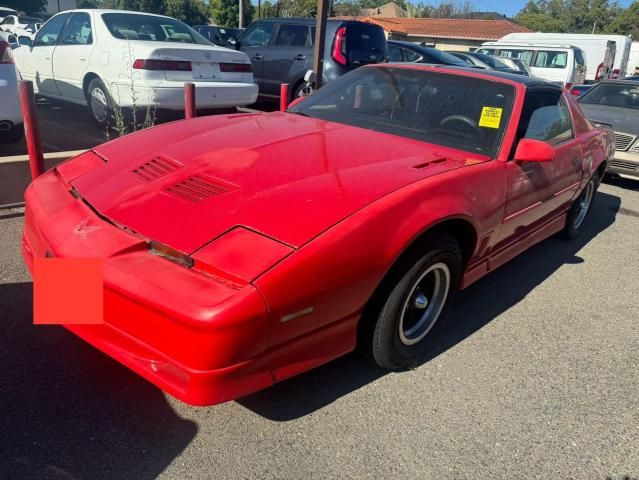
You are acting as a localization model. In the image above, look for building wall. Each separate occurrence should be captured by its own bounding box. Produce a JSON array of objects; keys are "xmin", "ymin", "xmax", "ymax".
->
[
  {"xmin": 387, "ymin": 34, "xmax": 485, "ymax": 51},
  {"xmin": 46, "ymin": 0, "xmax": 77, "ymax": 14}
]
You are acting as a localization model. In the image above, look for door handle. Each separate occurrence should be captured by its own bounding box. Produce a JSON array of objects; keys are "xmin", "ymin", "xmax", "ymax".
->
[
  {"xmin": 43, "ymin": 57, "xmax": 51, "ymax": 60},
  {"xmin": 252, "ymin": 54, "xmax": 263, "ymax": 60},
  {"xmin": 79, "ymin": 57, "xmax": 86, "ymax": 61},
  {"xmin": 572, "ymin": 157, "xmax": 582, "ymax": 168},
  {"xmin": 295, "ymin": 54, "xmax": 306, "ymax": 60}
]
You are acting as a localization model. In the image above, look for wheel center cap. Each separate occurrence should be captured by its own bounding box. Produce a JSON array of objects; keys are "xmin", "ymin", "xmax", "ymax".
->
[{"xmin": 413, "ymin": 293, "xmax": 429, "ymax": 310}]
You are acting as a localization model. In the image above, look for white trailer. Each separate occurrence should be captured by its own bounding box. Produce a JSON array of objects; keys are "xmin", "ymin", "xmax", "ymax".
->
[{"xmin": 628, "ymin": 42, "xmax": 639, "ymax": 76}]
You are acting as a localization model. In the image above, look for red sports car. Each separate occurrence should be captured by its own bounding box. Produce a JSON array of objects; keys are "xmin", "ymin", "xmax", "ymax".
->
[{"xmin": 22, "ymin": 65, "xmax": 614, "ymax": 406}]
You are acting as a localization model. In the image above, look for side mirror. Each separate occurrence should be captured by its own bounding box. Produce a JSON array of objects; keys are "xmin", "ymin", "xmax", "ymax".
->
[
  {"xmin": 514, "ymin": 138, "xmax": 555, "ymax": 162},
  {"xmin": 18, "ymin": 36, "xmax": 32, "ymax": 47},
  {"xmin": 228, "ymin": 37, "xmax": 237, "ymax": 47}
]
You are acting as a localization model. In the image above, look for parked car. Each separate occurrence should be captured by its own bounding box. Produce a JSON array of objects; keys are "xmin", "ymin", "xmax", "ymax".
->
[
  {"xmin": 236, "ymin": 18, "xmax": 387, "ymax": 101},
  {"xmin": 193, "ymin": 25, "xmax": 241, "ymax": 48},
  {"xmin": 388, "ymin": 40, "xmax": 468, "ymax": 67},
  {"xmin": 477, "ymin": 42, "xmax": 587, "ymax": 88},
  {"xmin": 22, "ymin": 64, "xmax": 612, "ymax": 406},
  {"xmin": 579, "ymin": 80, "xmax": 639, "ymax": 179},
  {"xmin": 500, "ymin": 32, "xmax": 632, "ymax": 79},
  {"xmin": 0, "ymin": 40, "xmax": 24, "ymax": 142},
  {"xmin": 0, "ymin": 7, "xmax": 18, "ymax": 22},
  {"xmin": 623, "ymin": 75, "xmax": 639, "ymax": 81},
  {"xmin": 0, "ymin": 30, "xmax": 19, "ymax": 49},
  {"xmin": 0, "ymin": 15, "xmax": 43, "ymax": 35},
  {"xmin": 495, "ymin": 56, "xmax": 531, "ymax": 76},
  {"xmin": 14, "ymin": 21, "xmax": 42, "ymax": 39},
  {"xmin": 569, "ymin": 84, "xmax": 593, "ymax": 97},
  {"xmin": 13, "ymin": 9, "xmax": 258, "ymax": 127},
  {"xmin": 447, "ymin": 50, "xmax": 521, "ymax": 74}
]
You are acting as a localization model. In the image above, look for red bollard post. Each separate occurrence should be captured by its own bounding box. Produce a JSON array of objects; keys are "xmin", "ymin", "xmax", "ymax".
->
[
  {"xmin": 18, "ymin": 80, "xmax": 44, "ymax": 180},
  {"xmin": 185, "ymin": 82, "xmax": 196, "ymax": 119},
  {"xmin": 280, "ymin": 83, "xmax": 289, "ymax": 112}
]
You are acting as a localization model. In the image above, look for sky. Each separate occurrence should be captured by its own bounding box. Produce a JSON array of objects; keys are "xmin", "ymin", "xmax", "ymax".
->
[{"xmin": 412, "ymin": 0, "xmax": 635, "ymax": 17}]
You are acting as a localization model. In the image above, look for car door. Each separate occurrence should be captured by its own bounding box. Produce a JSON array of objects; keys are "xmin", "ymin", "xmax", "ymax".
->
[
  {"xmin": 238, "ymin": 21, "xmax": 274, "ymax": 92},
  {"xmin": 262, "ymin": 22, "xmax": 312, "ymax": 96},
  {"xmin": 498, "ymin": 89, "xmax": 583, "ymax": 248},
  {"xmin": 52, "ymin": 12, "xmax": 93, "ymax": 101},
  {"xmin": 23, "ymin": 13, "xmax": 70, "ymax": 96}
]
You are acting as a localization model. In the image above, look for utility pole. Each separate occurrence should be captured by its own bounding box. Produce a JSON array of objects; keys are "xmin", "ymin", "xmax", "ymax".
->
[
  {"xmin": 312, "ymin": 0, "xmax": 330, "ymax": 90},
  {"xmin": 592, "ymin": 21, "xmax": 597, "ymax": 34},
  {"xmin": 258, "ymin": 0, "xmax": 261, "ymax": 19},
  {"xmin": 239, "ymin": 0, "xmax": 243, "ymax": 29}
]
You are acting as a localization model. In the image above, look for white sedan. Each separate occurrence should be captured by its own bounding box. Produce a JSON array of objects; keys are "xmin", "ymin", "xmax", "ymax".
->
[
  {"xmin": 13, "ymin": 9, "xmax": 258, "ymax": 127},
  {"xmin": 0, "ymin": 38, "xmax": 23, "ymax": 142}
]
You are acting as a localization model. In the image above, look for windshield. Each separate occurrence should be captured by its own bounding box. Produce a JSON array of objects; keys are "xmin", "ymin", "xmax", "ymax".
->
[
  {"xmin": 423, "ymin": 47, "xmax": 467, "ymax": 65},
  {"xmin": 472, "ymin": 52, "xmax": 509, "ymax": 69},
  {"xmin": 19, "ymin": 16, "xmax": 41, "ymax": 24},
  {"xmin": 102, "ymin": 13, "xmax": 210, "ymax": 44},
  {"xmin": 289, "ymin": 66, "xmax": 514, "ymax": 157},
  {"xmin": 579, "ymin": 83, "xmax": 639, "ymax": 109}
]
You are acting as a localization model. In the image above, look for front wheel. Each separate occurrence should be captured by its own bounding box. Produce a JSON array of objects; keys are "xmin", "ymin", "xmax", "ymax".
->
[
  {"xmin": 562, "ymin": 173, "xmax": 598, "ymax": 240},
  {"xmin": 370, "ymin": 235, "xmax": 462, "ymax": 370},
  {"xmin": 0, "ymin": 123, "xmax": 24, "ymax": 143}
]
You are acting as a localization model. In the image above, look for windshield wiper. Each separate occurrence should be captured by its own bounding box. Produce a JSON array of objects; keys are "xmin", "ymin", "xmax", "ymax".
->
[{"xmin": 289, "ymin": 111, "xmax": 311, "ymax": 117}]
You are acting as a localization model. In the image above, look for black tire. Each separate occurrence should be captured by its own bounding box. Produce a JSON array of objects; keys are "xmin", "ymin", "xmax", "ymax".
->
[
  {"xmin": 292, "ymin": 81, "xmax": 313, "ymax": 102},
  {"xmin": 0, "ymin": 123, "xmax": 24, "ymax": 143},
  {"xmin": 562, "ymin": 173, "xmax": 599, "ymax": 240},
  {"xmin": 370, "ymin": 234, "xmax": 462, "ymax": 370},
  {"xmin": 86, "ymin": 77, "xmax": 114, "ymax": 129}
]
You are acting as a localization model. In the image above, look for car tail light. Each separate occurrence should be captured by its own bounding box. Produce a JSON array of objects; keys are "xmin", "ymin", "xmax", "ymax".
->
[
  {"xmin": 570, "ymin": 88, "xmax": 581, "ymax": 96},
  {"xmin": 564, "ymin": 82, "xmax": 573, "ymax": 90},
  {"xmin": 133, "ymin": 59, "xmax": 192, "ymax": 71},
  {"xmin": 595, "ymin": 62, "xmax": 605, "ymax": 81},
  {"xmin": 219, "ymin": 62, "xmax": 252, "ymax": 73},
  {"xmin": 332, "ymin": 26, "xmax": 347, "ymax": 66},
  {"xmin": 0, "ymin": 41, "xmax": 14, "ymax": 64},
  {"xmin": 611, "ymin": 68, "xmax": 621, "ymax": 79}
]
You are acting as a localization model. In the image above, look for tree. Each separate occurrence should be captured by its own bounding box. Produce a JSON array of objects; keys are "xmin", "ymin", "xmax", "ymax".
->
[
  {"xmin": 112, "ymin": 0, "xmax": 167, "ymax": 14},
  {"xmin": 256, "ymin": 0, "xmax": 279, "ymax": 19},
  {"xmin": 165, "ymin": 0, "xmax": 208, "ymax": 25},
  {"xmin": 209, "ymin": 0, "xmax": 253, "ymax": 27},
  {"xmin": 609, "ymin": 0, "xmax": 639, "ymax": 37},
  {"xmin": 2, "ymin": 0, "xmax": 47, "ymax": 13},
  {"xmin": 514, "ymin": 0, "xmax": 626, "ymax": 33}
]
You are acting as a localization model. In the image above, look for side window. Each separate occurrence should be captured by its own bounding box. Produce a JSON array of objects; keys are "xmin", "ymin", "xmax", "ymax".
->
[
  {"xmin": 33, "ymin": 14, "xmax": 69, "ymax": 47},
  {"xmin": 59, "ymin": 13, "xmax": 92, "ymax": 45},
  {"xmin": 402, "ymin": 48, "xmax": 421, "ymax": 62},
  {"xmin": 534, "ymin": 50, "xmax": 567, "ymax": 69},
  {"xmin": 519, "ymin": 90, "xmax": 573, "ymax": 146},
  {"xmin": 4, "ymin": 17, "xmax": 15, "ymax": 25},
  {"xmin": 241, "ymin": 22, "xmax": 273, "ymax": 47},
  {"xmin": 274, "ymin": 24, "xmax": 309, "ymax": 47},
  {"xmin": 388, "ymin": 45, "xmax": 403, "ymax": 62}
]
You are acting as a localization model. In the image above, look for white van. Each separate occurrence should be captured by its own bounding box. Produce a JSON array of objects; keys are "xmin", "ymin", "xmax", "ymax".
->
[
  {"xmin": 477, "ymin": 42, "xmax": 586, "ymax": 88},
  {"xmin": 499, "ymin": 32, "xmax": 615, "ymax": 81}
]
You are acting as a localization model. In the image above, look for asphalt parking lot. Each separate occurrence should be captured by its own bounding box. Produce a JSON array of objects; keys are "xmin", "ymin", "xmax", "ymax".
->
[{"xmin": 1, "ymin": 175, "xmax": 637, "ymax": 480}]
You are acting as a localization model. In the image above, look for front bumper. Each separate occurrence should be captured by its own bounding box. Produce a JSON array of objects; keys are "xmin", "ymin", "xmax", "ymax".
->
[
  {"xmin": 0, "ymin": 68, "xmax": 22, "ymax": 125},
  {"xmin": 109, "ymin": 80, "xmax": 259, "ymax": 110},
  {"xmin": 22, "ymin": 167, "xmax": 273, "ymax": 406},
  {"xmin": 608, "ymin": 151, "xmax": 639, "ymax": 179}
]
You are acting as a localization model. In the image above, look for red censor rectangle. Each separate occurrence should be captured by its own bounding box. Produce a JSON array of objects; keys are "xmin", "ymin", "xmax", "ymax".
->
[{"xmin": 34, "ymin": 258, "xmax": 104, "ymax": 325}]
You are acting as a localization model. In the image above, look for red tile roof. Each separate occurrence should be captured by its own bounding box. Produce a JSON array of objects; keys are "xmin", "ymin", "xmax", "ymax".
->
[{"xmin": 346, "ymin": 17, "xmax": 530, "ymax": 41}]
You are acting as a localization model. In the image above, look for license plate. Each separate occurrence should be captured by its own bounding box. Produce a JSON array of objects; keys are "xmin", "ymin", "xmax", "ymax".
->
[{"xmin": 192, "ymin": 62, "xmax": 217, "ymax": 80}]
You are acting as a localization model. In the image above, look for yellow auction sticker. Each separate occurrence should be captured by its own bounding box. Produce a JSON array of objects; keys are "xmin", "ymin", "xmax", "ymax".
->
[{"xmin": 479, "ymin": 106, "xmax": 503, "ymax": 129}]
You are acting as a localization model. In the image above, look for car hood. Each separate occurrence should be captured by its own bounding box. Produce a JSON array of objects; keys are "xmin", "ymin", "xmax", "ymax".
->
[
  {"xmin": 579, "ymin": 103, "xmax": 639, "ymax": 135},
  {"xmin": 71, "ymin": 112, "xmax": 486, "ymax": 253}
]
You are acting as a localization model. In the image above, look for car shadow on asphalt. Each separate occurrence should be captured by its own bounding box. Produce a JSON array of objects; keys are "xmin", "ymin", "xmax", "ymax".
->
[
  {"xmin": 238, "ymin": 190, "xmax": 621, "ymax": 421},
  {"xmin": 0, "ymin": 282, "xmax": 198, "ymax": 480}
]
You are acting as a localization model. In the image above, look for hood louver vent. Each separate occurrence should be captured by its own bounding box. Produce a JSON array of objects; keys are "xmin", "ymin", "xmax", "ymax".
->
[
  {"xmin": 164, "ymin": 174, "xmax": 238, "ymax": 202},
  {"xmin": 133, "ymin": 156, "xmax": 183, "ymax": 182}
]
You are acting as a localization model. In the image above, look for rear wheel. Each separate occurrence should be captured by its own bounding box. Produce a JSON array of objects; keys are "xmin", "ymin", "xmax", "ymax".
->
[
  {"xmin": 369, "ymin": 235, "xmax": 462, "ymax": 370},
  {"xmin": 563, "ymin": 173, "xmax": 598, "ymax": 239},
  {"xmin": 86, "ymin": 77, "xmax": 114, "ymax": 129}
]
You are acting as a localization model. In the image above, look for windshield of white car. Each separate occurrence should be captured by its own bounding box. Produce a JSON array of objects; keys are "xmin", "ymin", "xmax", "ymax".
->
[
  {"xmin": 19, "ymin": 16, "xmax": 41, "ymax": 24},
  {"xmin": 579, "ymin": 83, "xmax": 639, "ymax": 110},
  {"xmin": 288, "ymin": 67, "xmax": 515, "ymax": 157},
  {"xmin": 102, "ymin": 13, "xmax": 210, "ymax": 44}
]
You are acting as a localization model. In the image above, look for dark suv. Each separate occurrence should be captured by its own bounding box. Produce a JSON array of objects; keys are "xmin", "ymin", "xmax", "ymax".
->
[{"xmin": 235, "ymin": 18, "xmax": 387, "ymax": 101}]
